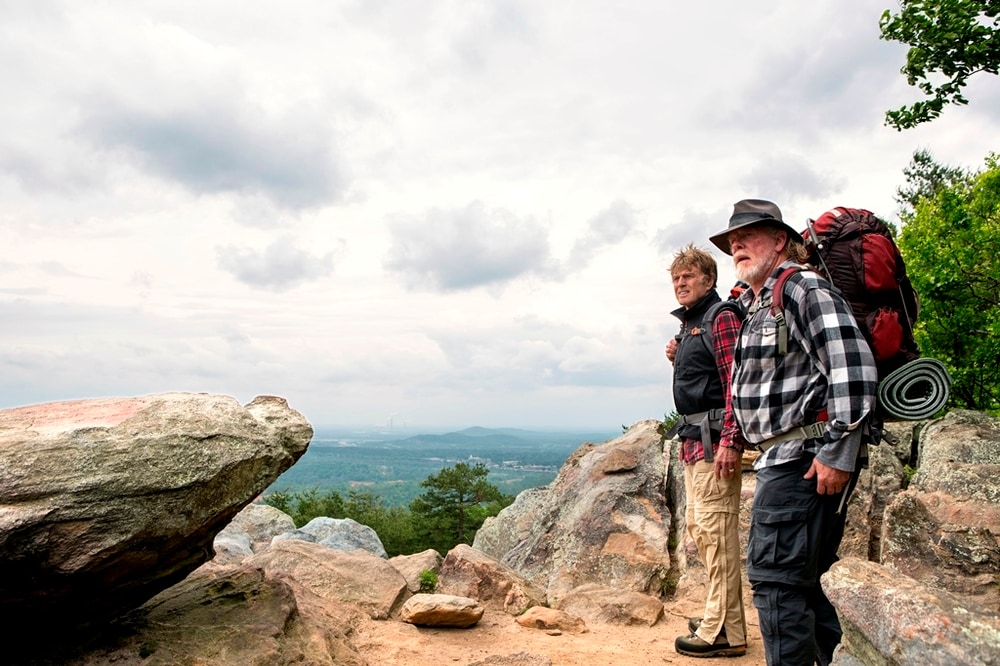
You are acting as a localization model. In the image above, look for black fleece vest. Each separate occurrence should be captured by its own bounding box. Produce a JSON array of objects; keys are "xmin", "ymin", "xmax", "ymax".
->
[{"xmin": 671, "ymin": 291, "xmax": 725, "ymax": 442}]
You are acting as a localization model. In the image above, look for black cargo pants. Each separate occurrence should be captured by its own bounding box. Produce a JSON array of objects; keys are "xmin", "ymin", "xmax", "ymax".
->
[{"xmin": 746, "ymin": 454, "xmax": 858, "ymax": 666}]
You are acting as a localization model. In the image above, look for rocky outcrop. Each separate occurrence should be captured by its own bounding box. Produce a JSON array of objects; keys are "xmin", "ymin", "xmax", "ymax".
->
[
  {"xmin": 823, "ymin": 557, "xmax": 1000, "ymax": 666},
  {"xmin": 437, "ymin": 543, "xmax": 547, "ymax": 615},
  {"xmin": 473, "ymin": 420, "xmax": 673, "ymax": 603},
  {"xmin": 552, "ymin": 583, "xmax": 664, "ymax": 626},
  {"xmin": 823, "ymin": 410, "xmax": 1000, "ymax": 664},
  {"xmin": 52, "ymin": 562, "xmax": 367, "ymax": 666},
  {"xmin": 4, "ymin": 403, "xmax": 997, "ymax": 664},
  {"xmin": 0, "ymin": 393, "xmax": 311, "ymax": 632},
  {"xmin": 390, "ymin": 548, "xmax": 444, "ymax": 593},
  {"xmin": 880, "ymin": 410, "xmax": 1000, "ymax": 607},
  {"xmin": 248, "ymin": 539, "xmax": 409, "ymax": 620}
]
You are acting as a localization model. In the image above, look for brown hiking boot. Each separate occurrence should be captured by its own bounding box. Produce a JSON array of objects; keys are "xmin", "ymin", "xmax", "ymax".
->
[
  {"xmin": 688, "ymin": 617, "xmax": 727, "ymax": 638},
  {"xmin": 675, "ymin": 632, "xmax": 746, "ymax": 658}
]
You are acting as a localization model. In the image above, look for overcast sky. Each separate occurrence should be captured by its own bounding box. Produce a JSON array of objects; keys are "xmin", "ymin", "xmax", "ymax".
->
[{"xmin": 1, "ymin": 1, "xmax": 997, "ymax": 430}]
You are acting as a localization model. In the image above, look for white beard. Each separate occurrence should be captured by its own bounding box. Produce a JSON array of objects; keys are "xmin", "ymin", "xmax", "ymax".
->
[{"xmin": 735, "ymin": 250, "xmax": 779, "ymax": 287}]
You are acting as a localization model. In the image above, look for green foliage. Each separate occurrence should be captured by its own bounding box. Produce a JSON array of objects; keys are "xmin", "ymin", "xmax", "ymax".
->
[
  {"xmin": 409, "ymin": 462, "xmax": 513, "ymax": 555},
  {"xmin": 261, "ymin": 465, "xmax": 514, "ymax": 556},
  {"xmin": 417, "ymin": 569, "xmax": 439, "ymax": 593},
  {"xmin": 880, "ymin": 0, "xmax": 1000, "ymax": 130},
  {"xmin": 896, "ymin": 149, "xmax": 973, "ymax": 216},
  {"xmin": 660, "ymin": 411, "xmax": 680, "ymax": 439},
  {"xmin": 261, "ymin": 487, "xmax": 420, "ymax": 556},
  {"xmin": 897, "ymin": 152, "xmax": 1000, "ymax": 414}
]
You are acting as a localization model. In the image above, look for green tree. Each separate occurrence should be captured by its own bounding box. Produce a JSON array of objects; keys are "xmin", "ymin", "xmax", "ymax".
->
[
  {"xmin": 344, "ymin": 490, "xmax": 419, "ymax": 556},
  {"xmin": 896, "ymin": 152, "xmax": 1000, "ymax": 413},
  {"xmin": 896, "ymin": 149, "xmax": 972, "ymax": 215},
  {"xmin": 880, "ymin": 0, "xmax": 1000, "ymax": 130},
  {"xmin": 409, "ymin": 462, "xmax": 512, "ymax": 554}
]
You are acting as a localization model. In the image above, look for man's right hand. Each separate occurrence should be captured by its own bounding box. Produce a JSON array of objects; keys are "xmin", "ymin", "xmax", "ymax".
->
[{"xmin": 665, "ymin": 338, "xmax": 678, "ymax": 363}]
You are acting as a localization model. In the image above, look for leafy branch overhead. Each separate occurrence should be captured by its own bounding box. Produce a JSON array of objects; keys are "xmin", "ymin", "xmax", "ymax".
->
[{"xmin": 880, "ymin": 0, "xmax": 1000, "ymax": 130}]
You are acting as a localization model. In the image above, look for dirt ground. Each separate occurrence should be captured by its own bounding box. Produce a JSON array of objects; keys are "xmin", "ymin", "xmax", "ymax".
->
[{"xmin": 352, "ymin": 577, "xmax": 767, "ymax": 666}]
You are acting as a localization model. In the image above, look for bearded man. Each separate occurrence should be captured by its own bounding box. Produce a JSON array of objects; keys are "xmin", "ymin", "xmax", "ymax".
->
[{"xmin": 708, "ymin": 199, "xmax": 877, "ymax": 666}]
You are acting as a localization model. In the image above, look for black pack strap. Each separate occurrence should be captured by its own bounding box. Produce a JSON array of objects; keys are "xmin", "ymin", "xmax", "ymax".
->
[
  {"xmin": 665, "ymin": 408, "xmax": 725, "ymax": 461},
  {"xmin": 756, "ymin": 421, "xmax": 827, "ymax": 452}
]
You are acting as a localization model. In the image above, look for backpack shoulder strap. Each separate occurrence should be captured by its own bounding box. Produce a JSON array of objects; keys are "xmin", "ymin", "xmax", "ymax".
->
[
  {"xmin": 769, "ymin": 266, "xmax": 803, "ymax": 356},
  {"xmin": 700, "ymin": 299, "xmax": 745, "ymax": 354}
]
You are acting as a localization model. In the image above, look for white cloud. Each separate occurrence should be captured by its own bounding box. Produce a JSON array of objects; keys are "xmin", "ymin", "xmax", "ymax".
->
[
  {"xmin": 217, "ymin": 236, "xmax": 337, "ymax": 291},
  {"xmin": 0, "ymin": 0, "xmax": 994, "ymax": 429},
  {"xmin": 383, "ymin": 201, "xmax": 556, "ymax": 291}
]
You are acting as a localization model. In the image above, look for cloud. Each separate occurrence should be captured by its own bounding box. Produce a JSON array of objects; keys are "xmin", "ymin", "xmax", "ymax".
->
[
  {"xmin": 652, "ymin": 208, "xmax": 727, "ymax": 256},
  {"xmin": 384, "ymin": 201, "xmax": 556, "ymax": 291},
  {"xmin": 738, "ymin": 153, "xmax": 846, "ymax": 203},
  {"xmin": 216, "ymin": 236, "xmax": 336, "ymax": 291},
  {"xmin": 78, "ymin": 95, "xmax": 346, "ymax": 209},
  {"xmin": 566, "ymin": 199, "xmax": 642, "ymax": 271}
]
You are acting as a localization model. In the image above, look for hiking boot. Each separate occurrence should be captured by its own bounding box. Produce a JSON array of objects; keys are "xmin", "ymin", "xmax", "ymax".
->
[
  {"xmin": 687, "ymin": 617, "xmax": 727, "ymax": 639},
  {"xmin": 675, "ymin": 632, "xmax": 746, "ymax": 658}
]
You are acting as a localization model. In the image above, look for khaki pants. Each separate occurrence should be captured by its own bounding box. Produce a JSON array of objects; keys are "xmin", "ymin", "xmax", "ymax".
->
[{"xmin": 684, "ymin": 460, "xmax": 747, "ymax": 646}]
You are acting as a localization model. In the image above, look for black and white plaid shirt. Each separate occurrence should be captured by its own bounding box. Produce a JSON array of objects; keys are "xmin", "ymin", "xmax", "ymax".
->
[{"xmin": 726, "ymin": 261, "xmax": 877, "ymax": 471}]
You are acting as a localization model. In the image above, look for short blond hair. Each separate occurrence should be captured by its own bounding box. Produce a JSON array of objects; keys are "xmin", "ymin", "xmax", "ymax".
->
[{"xmin": 670, "ymin": 243, "xmax": 718, "ymax": 287}]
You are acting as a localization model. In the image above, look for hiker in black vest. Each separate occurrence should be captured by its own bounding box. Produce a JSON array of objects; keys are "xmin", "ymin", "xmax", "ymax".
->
[
  {"xmin": 709, "ymin": 200, "xmax": 877, "ymax": 666},
  {"xmin": 666, "ymin": 244, "xmax": 748, "ymax": 659}
]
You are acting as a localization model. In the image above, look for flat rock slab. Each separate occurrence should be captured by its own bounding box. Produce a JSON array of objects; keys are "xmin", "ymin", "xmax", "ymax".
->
[{"xmin": 0, "ymin": 392, "xmax": 312, "ymax": 632}]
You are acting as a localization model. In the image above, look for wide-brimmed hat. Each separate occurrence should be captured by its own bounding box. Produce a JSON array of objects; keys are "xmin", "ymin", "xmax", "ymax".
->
[{"xmin": 708, "ymin": 199, "xmax": 802, "ymax": 255}]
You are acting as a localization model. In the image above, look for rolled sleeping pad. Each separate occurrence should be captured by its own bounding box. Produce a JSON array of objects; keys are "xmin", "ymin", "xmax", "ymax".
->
[{"xmin": 877, "ymin": 357, "xmax": 952, "ymax": 420}]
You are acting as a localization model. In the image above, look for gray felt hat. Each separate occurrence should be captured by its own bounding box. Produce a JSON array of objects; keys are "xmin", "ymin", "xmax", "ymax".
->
[{"xmin": 708, "ymin": 199, "xmax": 802, "ymax": 255}]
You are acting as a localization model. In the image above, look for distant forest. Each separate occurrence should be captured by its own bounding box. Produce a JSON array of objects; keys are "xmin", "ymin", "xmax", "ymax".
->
[{"xmin": 267, "ymin": 426, "xmax": 618, "ymax": 507}]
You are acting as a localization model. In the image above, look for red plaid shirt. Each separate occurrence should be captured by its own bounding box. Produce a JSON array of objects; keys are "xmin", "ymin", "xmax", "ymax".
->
[{"xmin": 678, "ymin": 307, "xmax": 746, "ymax": 464}]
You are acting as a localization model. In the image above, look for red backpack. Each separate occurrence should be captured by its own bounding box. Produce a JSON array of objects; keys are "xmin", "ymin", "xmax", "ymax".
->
[{"xmin": 772, "ymin": 207, "xmax": 921, "ymax": 379}]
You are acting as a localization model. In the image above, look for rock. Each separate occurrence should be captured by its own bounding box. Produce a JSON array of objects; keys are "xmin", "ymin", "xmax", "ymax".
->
[
  {"xmin": 248, "ymin": 539, "xmax": 408, "ymax": 620},
  {"xmin": 473, "ymin": 420, "xmax": 673, "ymax": 604},
  {"xmin": 881, "ymin": 419, "xmax": 920, "ymax": 467},
  {"xmin": 400, "ymin": 593, "xmax": 484, "ymax": 627},
  {"xmin": 553, "ymin": 583, "xmax": 664, "ymax": 626},
  {"xmin": 0, "ymin": 393, "xmax": 311, "ymax": 631},
  {"xmin": 222, "ymin": 502, "xmax": 297, "ymax": 554},
  {"xmin": 272, "ymin": 528, "xmax": 317, "ymax": 544},
  {"xmin": 881, "ymin": 410, "xmax": 1000, "ymax": 607},
  {"xmin": 212, "ymin": 527, "xmax": 255, "ymax": 565},
  {"xmin": 822, "ymin": 557, "xmax": 1000, "ymax": 666},
  {"xmin": 839, "ymin": 441, "xmax": 905, "ymax": 561},
  {"xmin": 18, "ymin": 562, "xmax": 365, "ymax": 666},
  {"xmin": 467, "ymin": 653, "xmax": 553, "ymax": 666},
  {"xmin": 390, "ymin": 548, "xmax": 443, "ymax": 593},
  {"xmin": 515, "ymin": 606, "xmax": 588, "ymax": 634},
  {"xmin": 437, "ymin": 543, "xmax": 547, "ymax": 615},
  {"xmin": 296, "ymin": 516, "xmax": 388, "ymax": 557}
]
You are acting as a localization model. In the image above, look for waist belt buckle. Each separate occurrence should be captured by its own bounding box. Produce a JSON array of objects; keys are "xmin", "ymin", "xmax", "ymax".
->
[{"xmin": 803, "ymin": 422, "xmax": 826, "ymax": 440}]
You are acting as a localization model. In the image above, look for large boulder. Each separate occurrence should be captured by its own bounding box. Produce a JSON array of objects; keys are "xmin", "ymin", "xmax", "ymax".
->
[
  {"xmin": 61, "ymin": 562, "xmax": 364, "ymax": 666},
  {"xmin": 473, "ymin": 420, "xmax": 672, "ymax": 603},
  {"xmin": 289, "ymin": 516, "xmax": 388, "ymax": 558},
  {"xmin": 0, "ymin": 393, "xmax": 311, "ymax": 631},
  {"xmin": 823, "ymin": 557, "xmax": 1000, "ymax": 666},
  {"xmin": 437, "ymin": 543, "xmax": 547, "ymax": 615},
  {"xmin": 247, "ymin": 539, "xmax": 409, "ymax": 620},
  {"xmin": 880, "ymin": 410, "xmax": 1000, "ymax": 607}
]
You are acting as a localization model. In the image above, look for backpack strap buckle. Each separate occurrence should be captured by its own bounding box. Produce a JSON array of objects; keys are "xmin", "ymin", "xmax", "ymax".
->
[{"xmin": 756, "ymin": 420, "xmax": 827, "ymax": 452}]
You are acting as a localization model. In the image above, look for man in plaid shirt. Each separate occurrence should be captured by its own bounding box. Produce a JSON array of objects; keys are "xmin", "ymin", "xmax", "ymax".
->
[
  {"xmin": 709, "ymin": 199, "xmax": 877, "ymax": 666},
  {"xmin": 666, "ymin": 244, "xmax": 749, "ymax": 659}
]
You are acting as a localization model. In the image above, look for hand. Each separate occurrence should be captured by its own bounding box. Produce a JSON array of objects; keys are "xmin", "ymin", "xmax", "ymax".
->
[
  {"xmin": 804, "ymin": 458, "xmax": 851, "ymax": 495},
  {"xmin": 665, "ymin": 338, "xmax": 678, "ymax": 363},
  {"xmin": 713, "ymin": 446, "xmax": 740, "ymax": 480}
]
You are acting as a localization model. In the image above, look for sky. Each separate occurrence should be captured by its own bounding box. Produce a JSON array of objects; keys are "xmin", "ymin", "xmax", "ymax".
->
[{"xmin": 1, "ymin": 1, "xmax": 997, "ymax": 431}]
